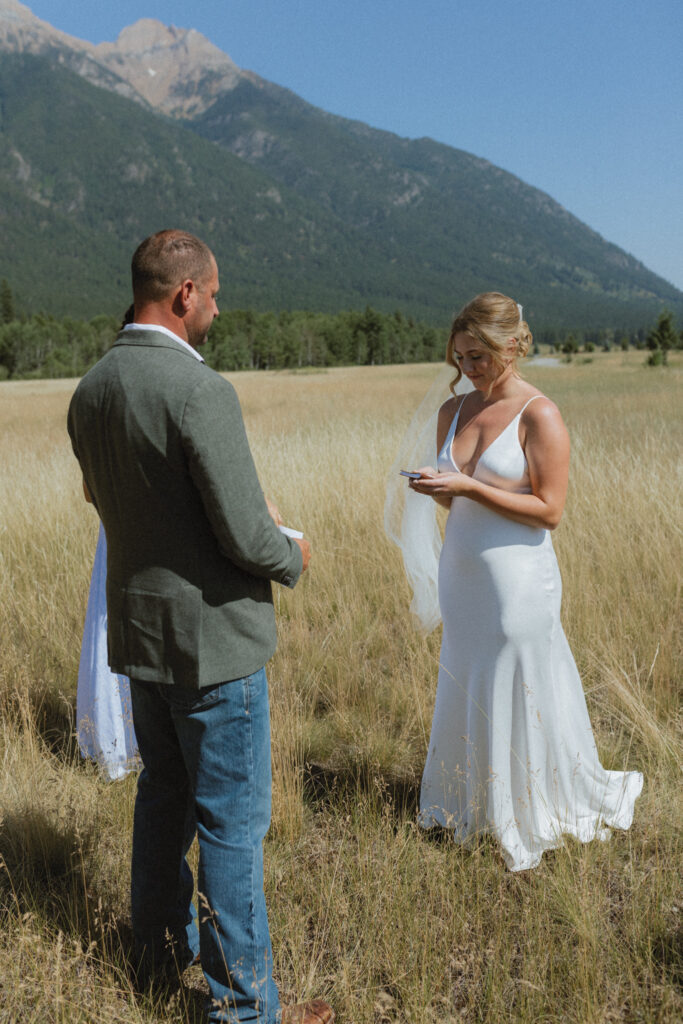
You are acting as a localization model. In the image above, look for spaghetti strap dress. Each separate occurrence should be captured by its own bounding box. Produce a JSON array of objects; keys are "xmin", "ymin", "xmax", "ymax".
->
[{"xmin": 418, "ymin": 395, "xmax": 643, "ymax": 870}]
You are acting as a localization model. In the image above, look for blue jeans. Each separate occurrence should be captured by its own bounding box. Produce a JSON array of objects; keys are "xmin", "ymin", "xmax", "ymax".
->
[{"xmin": 129, "ymin": 668, "xmax": 280, "ymax": 1023}]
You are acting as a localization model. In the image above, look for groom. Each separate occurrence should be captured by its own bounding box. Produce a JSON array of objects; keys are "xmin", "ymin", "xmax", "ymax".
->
[{"xmin": 68, "ymin": 230, "xmax": 333, "ymax": 1024}]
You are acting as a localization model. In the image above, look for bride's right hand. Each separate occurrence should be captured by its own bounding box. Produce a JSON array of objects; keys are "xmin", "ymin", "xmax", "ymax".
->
[
  {"xmin": 408, "ymin": 466, "xmax": 438, "ymax": 490},
  {"xmin": 410, "ymin": 467, "xmax": 453, "ymax": 508}
]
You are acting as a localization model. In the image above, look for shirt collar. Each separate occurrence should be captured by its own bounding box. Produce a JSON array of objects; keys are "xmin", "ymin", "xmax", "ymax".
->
[{"xmin": 122, "ymin": 322, "xmax": 205, "ymax": 362}]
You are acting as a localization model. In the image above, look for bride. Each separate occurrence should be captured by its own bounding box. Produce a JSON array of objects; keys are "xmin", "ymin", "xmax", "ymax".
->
[{"xmin": 396, "ymin": 292, "xmax": 642, "ymax": 871}]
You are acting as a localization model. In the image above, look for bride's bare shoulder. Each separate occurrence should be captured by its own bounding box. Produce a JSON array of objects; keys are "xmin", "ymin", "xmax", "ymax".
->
[
  {"xmin": 438, "ymin": 393, "xmax": 467, "ymax": 421},
  {"xmin": 523, "ymin": 386, "xmax": 561, "ymax": 417},
  {"xmin": 436, "ymin": 394, "xmax": 467, "ymax": 451},
  {"xmin": 521, "ymin": 391, "xmax": 568, "ymax": 445}
]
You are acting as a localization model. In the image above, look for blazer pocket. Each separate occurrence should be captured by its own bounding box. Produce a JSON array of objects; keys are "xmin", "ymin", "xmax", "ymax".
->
[{"xmin": 122, "ymin": 583, "xmax": 202, "ymax": 687}]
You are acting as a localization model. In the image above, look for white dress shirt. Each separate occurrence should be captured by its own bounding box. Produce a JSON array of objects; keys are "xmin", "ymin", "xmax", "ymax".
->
[{"xmin": 122, "ymin": 322, "xmax": 204, "ymax": 362}]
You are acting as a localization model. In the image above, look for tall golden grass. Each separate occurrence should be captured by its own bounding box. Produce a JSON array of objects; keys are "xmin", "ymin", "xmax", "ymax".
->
[{"xmin": 0, "ymin": 353, "xmax": 680, "ymax": 1023}]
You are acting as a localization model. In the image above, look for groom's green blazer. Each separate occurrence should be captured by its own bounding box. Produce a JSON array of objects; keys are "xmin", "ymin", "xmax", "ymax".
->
[{"xmin": 68, "ymin": 328, "xmax": 303, "ymax": 688}]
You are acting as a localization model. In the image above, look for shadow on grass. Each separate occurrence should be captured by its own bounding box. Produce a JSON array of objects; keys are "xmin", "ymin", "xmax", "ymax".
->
[
  {"xmin": 0, "ymin": 805, "xmax": 135, "ymax": 972},
  {"xmin": 651, "ymin": 923, "xmax": 683, "ymax": 989},
  {"xmin": 302, "ymin": 761, "xmax": 537, "ymax": 875},
  {"xmin": 2, "ymin": 681, "xmax": 80, "ymax": 761},
  {"xmin": 303, "ymin": 760, "xmax": 420, "ymax": 820},
  {"xmin": 0, "ymin": 804, "xmax": 207, "ymax": 1021},
  {"xmin": 0, "ymin": 808, "xmax": 209, "ymax": 1014},
  {"xmin": 28, "ymin": 682, "xmax": 80, "ymax": 760}
]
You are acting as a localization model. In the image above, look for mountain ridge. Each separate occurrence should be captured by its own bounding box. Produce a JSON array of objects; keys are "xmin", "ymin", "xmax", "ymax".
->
[{"xmin": 0, "ymin": 1, "xmax": 259, "ymax": 113}]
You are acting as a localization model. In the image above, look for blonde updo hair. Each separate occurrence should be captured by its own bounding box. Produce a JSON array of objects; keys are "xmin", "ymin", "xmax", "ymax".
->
[{"xmin": 446, "ymin": 292, "xmax": 532, "ymax": 393}]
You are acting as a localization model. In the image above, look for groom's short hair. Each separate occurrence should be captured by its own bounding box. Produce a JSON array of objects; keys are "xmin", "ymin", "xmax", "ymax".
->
[{"xmin": 132, "ymin": 230, "xmax": 214, "ymax": 303}]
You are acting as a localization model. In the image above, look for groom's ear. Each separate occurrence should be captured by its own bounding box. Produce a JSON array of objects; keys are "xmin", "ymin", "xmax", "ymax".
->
[
  {"xmin": 178, "ymin": 278, "xmax": 195, "ymax": 312},
  {"xmin": 172, "ymin": 278, "xmax": 197, "ymax": 317}
]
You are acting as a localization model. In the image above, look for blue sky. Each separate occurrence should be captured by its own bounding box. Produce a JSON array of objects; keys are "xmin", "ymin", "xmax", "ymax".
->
[{"xmin": 27, "ymin": 0, "xmax": 683, "ymax": 291}]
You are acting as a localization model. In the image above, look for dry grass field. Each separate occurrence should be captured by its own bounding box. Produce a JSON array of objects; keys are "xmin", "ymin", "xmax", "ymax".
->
[{"xmin": 0, "ymin": 352, "xmax": 681, "ymax": 1023}]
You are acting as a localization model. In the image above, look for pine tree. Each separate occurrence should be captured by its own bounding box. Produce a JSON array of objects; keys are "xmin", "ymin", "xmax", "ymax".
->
[
  {"xmin": 0, "ymin": 280, "xmax": 15, "ymax": 324},
  {"xmin": 646, "ymin": 310, "xmax": 677, "ymax": 365}
]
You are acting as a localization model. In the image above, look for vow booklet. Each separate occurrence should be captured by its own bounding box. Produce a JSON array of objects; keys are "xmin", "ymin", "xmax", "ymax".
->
[{"xmin": 278, "ymin": 525, "xmax": 304, "ymax": 539}]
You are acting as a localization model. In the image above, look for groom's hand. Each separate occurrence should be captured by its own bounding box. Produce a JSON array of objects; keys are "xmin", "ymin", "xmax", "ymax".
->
[
  {"xmin": 266, "ymin": 497, "xmax": 283, "ymax": 526},
  {"xmin": 294, "ymin": 538, "xmax": 311, "ymax": 573}
]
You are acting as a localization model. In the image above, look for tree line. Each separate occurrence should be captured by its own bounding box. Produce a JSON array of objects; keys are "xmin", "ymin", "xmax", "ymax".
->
[
  {"xmin": 0, "ymin": 279, "xmax": 680, "ymax": 381},
  {"xmin": 542, "ymin": 311, "xmax": 683, "ymax": 361},
  {"xmin": 0, "ymin": 295, "xmax": 446, "ymax": 380}
]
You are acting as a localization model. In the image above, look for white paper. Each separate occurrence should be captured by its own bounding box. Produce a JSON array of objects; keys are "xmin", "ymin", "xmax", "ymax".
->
[{"xmin": 278, "ymin": 525, "xmax": 304, "ymax": 539}]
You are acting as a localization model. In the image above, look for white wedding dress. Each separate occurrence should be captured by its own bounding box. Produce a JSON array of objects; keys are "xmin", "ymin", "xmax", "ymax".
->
[
  {"xmin": 419, "ymin": 396, "xmax": 643, "ymax": 870},
  {"xmin": 77, "ymin": 523, "xmax": 139, "ymax": 780}
]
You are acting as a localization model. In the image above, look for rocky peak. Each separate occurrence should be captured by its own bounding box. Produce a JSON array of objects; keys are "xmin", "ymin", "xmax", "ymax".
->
[
  {"xmin": 0, "ymin": 3, "xmax": 255, "ymax": 119},
  {"xmin": 94, "ymin": 18, "xmax": 251, "ymax": 117},
  {"xmin": 0, "ymin": 1, "xmax": 150, "ymax": 103},
  {"xmin": 104, "ymin": 19, "xmax": 213, "ymax": 56},
  {"xmin": 0, "ymin": 0, "xmax": 89, "ymax": 53}
]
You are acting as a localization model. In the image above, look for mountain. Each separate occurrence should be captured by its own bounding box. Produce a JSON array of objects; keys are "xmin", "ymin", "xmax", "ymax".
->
[
  {"xmin": 0, "ymin": 0, "xmax": 146, "ymax": 102},
  {"xmin": 0, "ymin": 52, "xmax": 371, "ymax": 316},
  {"xmin": 93, "ymin": 19, "xmax": 255, "ymax": 118},
  {"xmin": 1, "ymin": 0, "xmax": 681, "ymax": 329}
]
